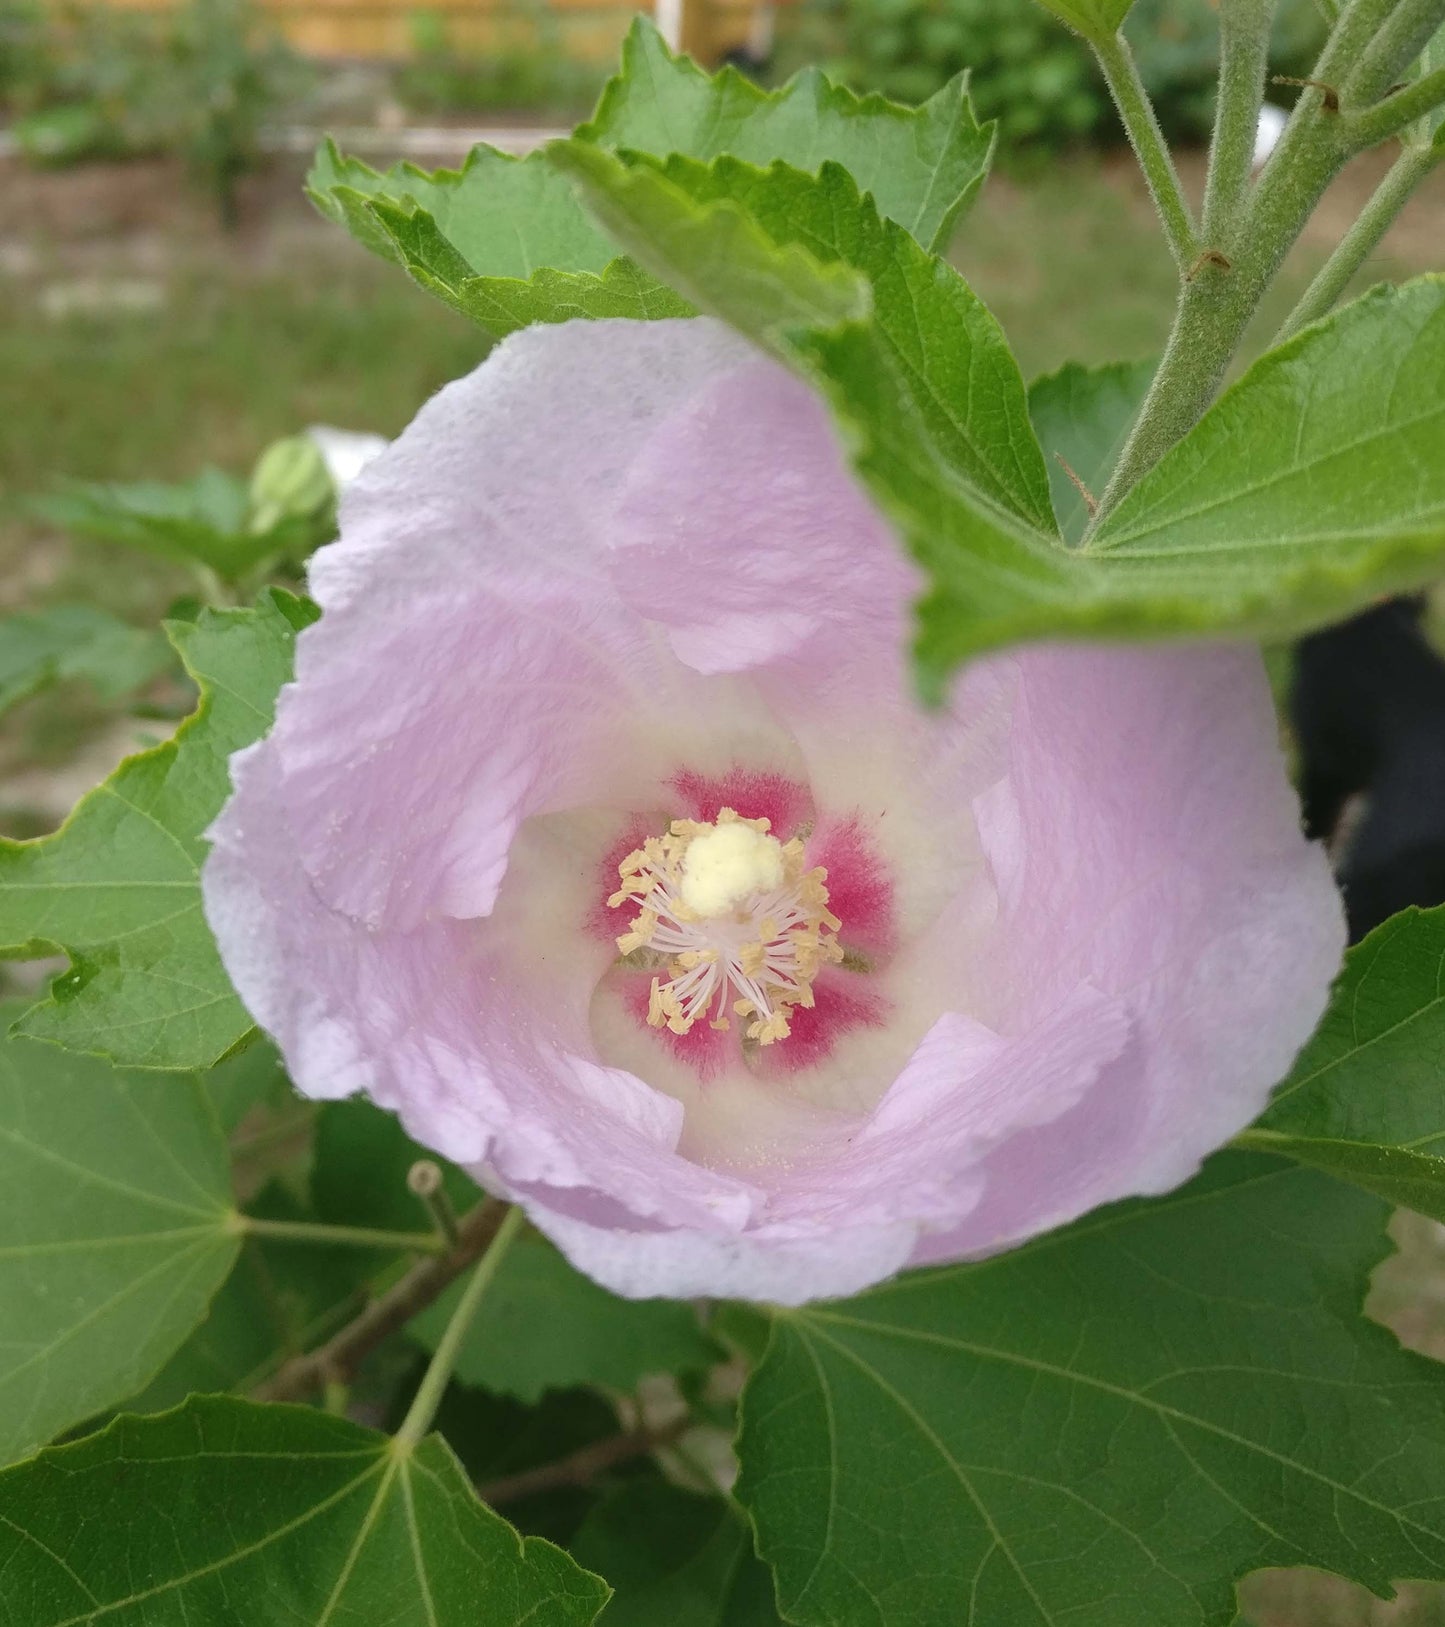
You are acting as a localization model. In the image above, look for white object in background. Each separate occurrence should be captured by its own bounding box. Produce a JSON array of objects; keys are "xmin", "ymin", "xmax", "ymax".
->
[
  {"xmin": 306, "ymin": 425, "xmax": 388, "ymax": 492},
  {"xmin": 654, "ymin": 0, "xmax": 683, "ymax": 50},
  {"xmin": 1253, "ymin": 103, "xmax": 1289, "ymax": 170}
]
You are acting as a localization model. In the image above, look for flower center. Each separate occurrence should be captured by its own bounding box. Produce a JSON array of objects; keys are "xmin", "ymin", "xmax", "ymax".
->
[{"xmin": 607, "ymin": 808, "xmax": 843, "ymax": 1046}]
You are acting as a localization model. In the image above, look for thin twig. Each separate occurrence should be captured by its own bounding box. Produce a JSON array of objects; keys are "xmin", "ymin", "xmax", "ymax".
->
[
  {"xmin": 254, "ymin": 1198, "xmax": 510, "ymax": 1402},
  {"xmin": 479, "ymin": 1416, "xmax": 691, "ymax": 1507}
]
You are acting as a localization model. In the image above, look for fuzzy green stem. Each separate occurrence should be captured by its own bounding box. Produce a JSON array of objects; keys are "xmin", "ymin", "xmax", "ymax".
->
[
  {"xmin": 1327, "ymin": 0, "xmax": 1424, "ymax": 70},
  {"xmin": 1087, "ymin": 0, "xmax": 1398, "ymax": 529},
  {"xmin": 1203, "ymin": 0, "xmax": 1278, "ymax": 249},
  {"xmin": 1349, "ymin": 64, "xmax": 1445, "ymax": 143},
  {"xmin": 1091, "ymin": 88, "xmax": 1349, "ymax": 522},
  {"xmin": 394, "ymin": 1205, "xmax": 525, "ymax": 1450},
  {"xmin": 238, "ymin": 1214, "xmax": 447, "ymax": 1254},
  {"xmin": 1346, "ymin": 0, "xmax": 1445, "ymax": 104},
  {"xmin": 1276, "ymin": 140, "xmax": 1442, "ymax": 339},
  {"xmin": 1092, "ymin": 30, "xmax": 1198, "ymax": 270}
]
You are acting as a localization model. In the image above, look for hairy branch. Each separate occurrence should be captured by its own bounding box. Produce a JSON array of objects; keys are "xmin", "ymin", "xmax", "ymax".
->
[
  {"xmin": 1349, "ymin": 65, "xmax": 1445, "ymax": 145},
  {"xmin": 255, "ymin": 1198, "xmax": 511, "ymax": 1402}
]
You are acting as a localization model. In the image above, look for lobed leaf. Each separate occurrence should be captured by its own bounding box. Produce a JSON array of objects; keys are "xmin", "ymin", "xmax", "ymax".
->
[
  {"xmin": 0, "ymin": 1396, "xmax": 610, "ymax": 1624},
  {"xmin": 307, "ymin": 19, "xmax": 992, "ymax": 338},
  {"xmin": 0, "ymin": 1010, "xmax": 239, "ymax": 1464},
  {"xmin": 578, "ymin": 19, "xmax": 994, "ymax": 253},
  {"xmin": 738, "ymin": 1155, "xmax": 1445, "ymax": 1627},
  {"xmin": 0, "ymin": 590, "xmax": 314, "ymax": 1069}
]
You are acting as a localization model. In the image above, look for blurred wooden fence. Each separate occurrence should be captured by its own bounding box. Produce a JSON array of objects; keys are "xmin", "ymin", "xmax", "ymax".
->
[{"xmin": 80, "ymin": 0, "xmax": 765, "ymax": 63}]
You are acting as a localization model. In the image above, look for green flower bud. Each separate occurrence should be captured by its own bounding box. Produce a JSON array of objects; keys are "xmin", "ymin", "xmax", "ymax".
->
[{"xmin": 248, "ymin": 435, "xmax": 334, "ymax": 535}]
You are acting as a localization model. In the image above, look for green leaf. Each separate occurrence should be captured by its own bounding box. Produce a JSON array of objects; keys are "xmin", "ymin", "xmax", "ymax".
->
[
  {"xmin": 550, "ymin": 150, "xmax": 871, "ymax": 346},
  {"xmin": 313, "ymin": 1102, "xmax": 721, "ymax": 1400},
  {"xmin": 1243, "ymin": 906, "xmax": 1445, "ymax": 1221},
  {"xmin": 550, "ymin": 149, "xmax": 1445, "ymax": 692},
  {"xmin": 1033, "ymin": 0, "xmax": 1137, "ymax": 42},
  {"xmin": 0, "ymin": 589, "xmax": 315, "ymax": 1069},
  {"xmin": 1028, "ymin": 358, "xmax": 1155, "ymax": 546},
  {"xmin": 30, "ymin": 469, "xmax": 315, "ymax": 584},
  {"xmin": 572, "ymin": 1483, "xmax": 783, "ymax": 1626},
  {"xmin": 0, "ymin": 1396, "xmax": 610, "ymax": 1624},
  {"xmin": 0, "ymin": 603, "xmax": 173, "ymax": 717},
  {"xmin": 307, "ymin": 138, "xmax": 691, "ymax": 341},
  {"xmin": 579, "ymin": 19, "xmax": 994, "ymax": 253},
  {"xmin": 308, "ymin": 20, "xmax": 992, "ymax": 339},
  {"xmin": 1090, "ymin": 279, "xmax": 1445, "ymax": 599},
  {"xmin": 126, "ymin": 1182, "xmax": 370, "ymax": 1410},
  {"xmin": 738, "ymin": 1155, "xmax": 1445, "ymax": 1627},
  {"xmin": 0, "ymin": 1011, "xmax": 239, "ymax": 1464}
]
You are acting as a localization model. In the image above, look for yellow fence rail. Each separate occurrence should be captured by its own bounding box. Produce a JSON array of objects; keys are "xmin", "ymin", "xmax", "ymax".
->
[{"xmin": 71, "ymin": 0, "xmax": 764, "ymax": 65}]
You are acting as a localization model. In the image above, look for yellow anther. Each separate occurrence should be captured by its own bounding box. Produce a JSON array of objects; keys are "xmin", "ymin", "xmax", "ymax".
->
[{"xmin": 604, "ymin": 807, "xmax": 849, "ymax": 1054}]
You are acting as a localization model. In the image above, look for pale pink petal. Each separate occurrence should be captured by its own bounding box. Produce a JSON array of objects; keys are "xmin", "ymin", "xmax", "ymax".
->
[{"xmin": 202, "ymin": 316, "xmax": 1344, "ymax": 1305}]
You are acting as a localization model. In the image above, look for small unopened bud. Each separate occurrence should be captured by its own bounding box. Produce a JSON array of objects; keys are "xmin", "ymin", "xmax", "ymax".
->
[{"xmin": 407, "ymin": 1159, "xmax": 459, "ymax": 1246}]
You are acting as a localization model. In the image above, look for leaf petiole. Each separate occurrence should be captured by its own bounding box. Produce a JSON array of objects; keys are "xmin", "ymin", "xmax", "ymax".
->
[
  {"xmin": 394, "ymin": 1205, "xmax": 527, "ymax": 1450},
  {"xmin": 1348, "ymin": 63, "xmax": 1445, "ymax": 145},
  {"xmin": 1202, "ymin": 0, "xmax": 1274, "ymax": 250},
  {"xmin": 1090, "ymin": 30, "xmax": 1198, "ymax": 271},
  {"xmin": 236, "ymin": 1214, "xmax": 447, "ymax": 1254},
  {"xmin": 1275, "ymin": 140, "xmax": 1443, "ymax": 340}
]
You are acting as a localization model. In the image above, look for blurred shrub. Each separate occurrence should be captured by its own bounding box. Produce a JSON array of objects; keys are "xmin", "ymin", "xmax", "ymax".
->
[
  {"xmin": 396, "ymin": 3, "xmax": 609, "ymax": 118},
  {"xmin": 0, "ymin": 0, "xmax": 58, "ymax": 115},
  {"xmin": 771, "ymin": 0, "xmax": 1327, "ymax": 149},
  {"xmin": 7, "ymin": 0, "xmax": 309, "ymax": 221}
]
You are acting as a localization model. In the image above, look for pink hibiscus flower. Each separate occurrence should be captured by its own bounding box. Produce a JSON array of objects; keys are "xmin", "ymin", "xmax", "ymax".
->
[{"xmin": 202, "ymin": 318, "xmax": 1344, "ymax": 1304}]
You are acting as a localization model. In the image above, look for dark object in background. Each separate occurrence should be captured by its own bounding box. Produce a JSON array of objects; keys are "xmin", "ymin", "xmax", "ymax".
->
[{"xmin": 1293, "ymin": 597, "xmax": 1445, "ymax": 941}]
